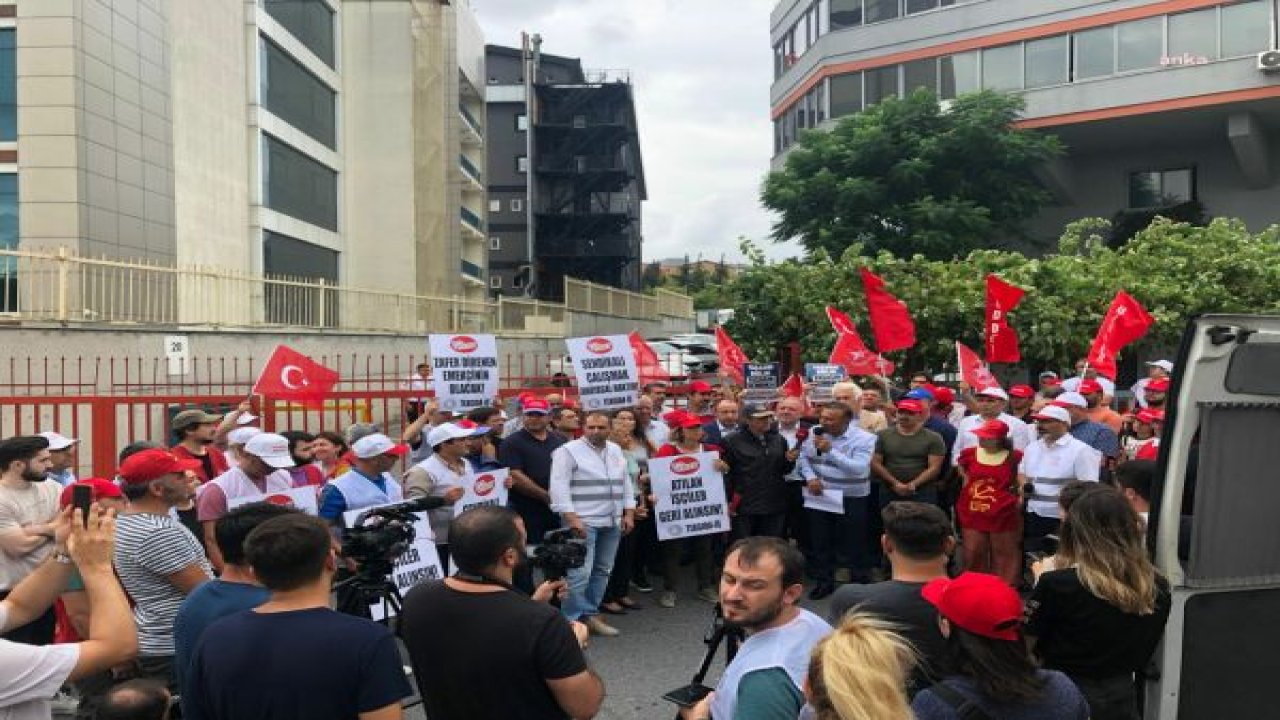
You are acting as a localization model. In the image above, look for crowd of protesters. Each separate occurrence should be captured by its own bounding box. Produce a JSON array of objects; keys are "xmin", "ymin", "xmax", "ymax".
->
[{"xmin": 0, "ymin": 356, "xmax": 1176, "ymax": 720}]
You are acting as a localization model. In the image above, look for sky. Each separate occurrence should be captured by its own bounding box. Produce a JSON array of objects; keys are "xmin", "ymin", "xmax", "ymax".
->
[{"xmin": 470, "ymin": 0, "xmax": 802, "ymax": 264}]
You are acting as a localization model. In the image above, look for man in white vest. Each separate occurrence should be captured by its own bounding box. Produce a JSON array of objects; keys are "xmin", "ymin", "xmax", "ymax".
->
[
  {"xmin": 198, "ymin": 432, "xmax": 295, "ymax": 572},
  {"xmin": 679, "ymin": 537, "xmax": 832, "ymax": 720},
  {"xmin": 317, "ymin": 433, "xmax": 407, "ymax": 529},
  {"xmin": 549, "ymin": 411, "xmax": 635, "ymax": 637}
]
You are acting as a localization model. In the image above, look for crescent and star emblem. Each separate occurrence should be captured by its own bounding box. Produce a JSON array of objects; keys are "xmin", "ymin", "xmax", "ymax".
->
[{"xmin": 281, "ymin": 365, "xmax": 310, "ymax": 390}]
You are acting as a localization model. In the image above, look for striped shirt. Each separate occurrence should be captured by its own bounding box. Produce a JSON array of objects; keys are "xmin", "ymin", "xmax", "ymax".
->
[
  {"xmin": 114, "ymin": 513, "xmax": 212, "ymax": 657},
  {"xmin": 796, "ymin": 425, "xmax": 877, "ymax": 497},
  {"xmin": 1069, "ymin": 420, "xmax": 1120, "ymax": 459}
]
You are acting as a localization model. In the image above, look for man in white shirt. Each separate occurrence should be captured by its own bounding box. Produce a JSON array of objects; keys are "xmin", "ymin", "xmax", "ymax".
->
[
  {"xmin": 37, "ymin": 433, "xmax": 78, "ymax": 487},
  {"xmin": 198, "ymin": 433, "xmax": 296, "ymax": 572},
  {"xmin": 1060, "ymin": 358, "xmax": 1117, "ymax": 396},
  {"xmin": 952, "ymin": 386, "xmax": 1034, "ymax": 462},
  {"xmin": 404, "ymin": 422, "xmax": 475, "ymax": 568},
  {"xmin": 1017, "ymin": 405, "xmax": 1101, "ymax": 550},
  {"xmin": 0, "ymin": 436, "xmax": 61, "ymax": 645},
  {"xmin": 550, "ymin": 412, "xmax": 636, "ymax": 636}
]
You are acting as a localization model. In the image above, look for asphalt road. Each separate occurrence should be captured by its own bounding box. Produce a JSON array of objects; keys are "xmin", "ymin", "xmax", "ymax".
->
[{"xmin": 403, "ymin": 569, "xmax": 838, "ymax": 720}]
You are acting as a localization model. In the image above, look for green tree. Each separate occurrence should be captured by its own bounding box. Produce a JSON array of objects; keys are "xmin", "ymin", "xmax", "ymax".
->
[{"xmin": 762, "ymin": 90, "xmax": 1064, "ymax": 261}]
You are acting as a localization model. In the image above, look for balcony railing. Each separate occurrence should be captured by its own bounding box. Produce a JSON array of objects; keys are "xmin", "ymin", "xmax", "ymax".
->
[
  {"xmin": 459, "ymin": 154, "xmax": 483, "ymax": 186},
  {"xmin": 458, "ymin": 105, "xmax": 484, "ymax": 138},
  {"xmin": 460, "ymin": 259, "xmax": 484, "ymax": 281},
  {"xmin": 460, "ymin": 206, "xmax": 484, "ymax": 234}
]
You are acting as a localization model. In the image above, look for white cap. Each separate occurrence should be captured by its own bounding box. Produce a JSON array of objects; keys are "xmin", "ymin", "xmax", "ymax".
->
[
  {"xmin": 243, "ymin": 432, "xmax": 296, "ymax": 469},
  {"xmin": 351, "ymin": 433, "xmax": 408, "ymax": 459},
  {"xmin": 236, "ymin": 413, "xmax": 259, "ymax": 426},
  {"xmin": 427, "ymin": 422, "xmax": 479, "ymax": 448},
  {"xmin": 227, "ymin": 426, "xmax": 262, "ymax": 445},
  {"xmin": 1055, "ymin": 391, "xmax": 1087, "ymax": 409},
  {"xmin": 974, "ymin": 386, "xmax": 1008, "ymax": 401},
  {"xmin": 1032, "ymin": 406, "xmax": 1071, "ymax": 423},
  {"xmin": 38, "ymin": 431, "xmax": 77, "ymax": 451},
  {"xmin": 1146, "ymin": 359, "xmax": 1174, "ymax": 372}
]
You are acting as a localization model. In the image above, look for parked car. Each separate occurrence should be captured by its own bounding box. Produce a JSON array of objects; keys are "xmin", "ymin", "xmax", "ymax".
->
[{"xmin": 649, "ymin": 336, "xmax": 719, "ymax": 373}]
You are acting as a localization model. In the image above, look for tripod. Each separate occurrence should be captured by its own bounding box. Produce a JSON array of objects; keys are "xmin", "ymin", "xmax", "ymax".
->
[
  {"xmin": 669, "ymin": 603, "xmax": 746, "ymax": 719},
  {"xmin": 334, "ymin": 571, "xmax": 406, "ymax": 630}
]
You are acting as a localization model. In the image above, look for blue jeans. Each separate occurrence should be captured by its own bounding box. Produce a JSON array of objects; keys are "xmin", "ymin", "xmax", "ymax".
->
[{"xmin": 564, "ymin": 524, "xmax": 622, "ymax": 621}]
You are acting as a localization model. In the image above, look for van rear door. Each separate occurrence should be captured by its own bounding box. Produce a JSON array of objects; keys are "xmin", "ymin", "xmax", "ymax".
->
[{"xmin": 1147, "ymin": 314, "xmax": 1280, "ymax": 719}]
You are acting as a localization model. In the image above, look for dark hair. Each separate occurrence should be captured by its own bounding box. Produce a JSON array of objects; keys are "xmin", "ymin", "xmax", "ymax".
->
[
  {"xmin": 944, "ymin": 625, "xmax": 1045, "ymax": 704},
  {"xmin": 551, "ymin": 407, "xmax": 578, "ymax": 423},
  {"xmin": 882, "ymin": 501, "xmax": 952, "ymax": 561},
  {"xmin": 1058, "ymin": 480, "xmax": 1107, "ymax": 514},
  {"xmin": 96, "ymin": 679, "xmax": 171, "ymax": 720},
  {"xmin": 466, "ymin": 407, "xmax": 501, "ymax": 424},
  {"xmin": 1115, "ymin": 460, "xmax": 1155, "ymax": 503},
  {"xmin": 215, "ymin": 503, "xmax": 298, "ymax": 566},
  {"xmin": 822, "ymin": 401, "xmax": 855, "ymax": 421},
  {"xmin": 449, "ymin": 506, "xmax": 524, "ymax": 575},
  {"xmin": 614, "ymin": 408, "xmax": 657, "ymax": 454},
  {"xmin": 314, "ymin": 431, "xmax": 348, "ymax": 452},
  {"xmin": 416, "ymin": 362, "xmax": 429, "ymax": 371},
  {"xmin": 0, "ymin": 435, "xmax": 50, "ymax": 473},
  {"xmin": 911, "ymin": 372, "xmax": 931, "ymax": 382},
  {"xmin": 1041, "ymin": 385, "xmax": 1065, "ymax": 400},
  {"xmin": 118, "ymin": 441, "xmax": 161, "ymax": 464},
  {"xmin": 643, "ymin": 382, "xmax": 668, "ymax": 393},
  {"xmin": 726, "ymin": 537, "xmax": 805, "ymax": 588},
  {"xmin": 245, "ymin": 514, "xmax": 333, "ymax": 591},
  {"xmin": 279, "ymin": 430, "xmax": 315, "ymax": 452},
  {"xmin": 582, "ymin": 410, "xmax": 611, "ymax": 424},
  {"xmin": 121, "ymin": 483, "xmax": 152, "ymax": 502}
]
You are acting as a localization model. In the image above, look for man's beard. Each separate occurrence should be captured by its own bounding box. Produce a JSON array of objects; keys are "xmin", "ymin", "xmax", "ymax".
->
[
  {"xmin": 22, "ymin": 468, "xmax": 48, "ymax": 482},
  {"xmin": 725, "ymin": 594, "xmax": 785, "ymax": 632}
]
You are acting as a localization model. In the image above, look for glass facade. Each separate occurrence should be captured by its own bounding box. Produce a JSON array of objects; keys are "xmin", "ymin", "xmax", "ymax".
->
[
  {"xmin": 829, "ymin": 72, "xmax": 863, "ymax": 117},
  {"xmin": 1025, "ymin": 35, "xmax": 1069, "ymax": 89},
  {"xmin": 904, "ymin": 57, "xmax": 938, "ymax": 94},
  {"xmin": 263, "ymin": 0, "xmax": 335, "ymax": 67},
  {"xmin": 0, "ymin": 31, "xmax": 13, "ymax": 142},
  {"xmin": 1073, "ymin": 26, "xmax": 1115, "ymax": 80},
  {"xmin": 1222, "ymin": 1, "xmax": 1271, "ymax": 58},
  {"xmin": 939, "ymin": 51, "xmax": 979, "ymax": 99},
  {"xmin": 1168, "ymin": 9, "xmax": 1218, "ymax": 60},
  {"xmin": 982, "ymin": 44, "xmax": 1022, "ymax": 91},
  {"xmin": 264, "ymin": 230, "xmax": 339, "ymax": 326},
  {"xmin": 778, "ymin": 0, "xmax": 977, "ymax": 74},
  {"xmin": 261, "ymin": 37, "xmax": 336, "ymax": 148},
  {"xmin": 1116, "ymin": 18, "xmax": 1163, "ymax": 72},
  {"xmin": 1129, "ymin": 168, "xmax": 1195, "ymax": 208},
  {"xmin": 262, "ymin": 134, "xmax": 338, "ymax": 230}
]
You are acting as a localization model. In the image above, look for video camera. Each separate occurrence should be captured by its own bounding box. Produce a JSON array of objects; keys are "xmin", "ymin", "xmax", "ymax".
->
[
  {"xmin": 530, "ymin": 527, "xmax": 587, "ymax": 581},
  {"xmin": 342, "ymin": 496, "xmax": 444, "ymax": 583}
]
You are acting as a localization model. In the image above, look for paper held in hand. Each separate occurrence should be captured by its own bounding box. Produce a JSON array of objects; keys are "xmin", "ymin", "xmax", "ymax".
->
[{"xmin": 649, "ymin": 451, "xmax": 730, "ymax": 541}]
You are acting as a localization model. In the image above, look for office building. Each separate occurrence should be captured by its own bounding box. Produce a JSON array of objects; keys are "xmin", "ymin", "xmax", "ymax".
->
[
  {"xmin": 485, "ymin": 42, "xmax": 645, "ymax": 300},
  {"xmin": 769, "ymin": 0, "xmax": 1280, "ymax": 241}
]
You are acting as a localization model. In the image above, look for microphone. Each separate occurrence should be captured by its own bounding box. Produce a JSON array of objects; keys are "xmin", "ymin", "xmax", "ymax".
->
[
  {"xmin": 812, "ymin": 426, "xmax": 825, "ymax": 456},
  {"xmin": 390, "ymin": 495, "xmax": 448, "ymax": 512}
]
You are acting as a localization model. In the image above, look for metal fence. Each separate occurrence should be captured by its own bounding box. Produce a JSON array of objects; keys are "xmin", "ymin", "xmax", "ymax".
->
[{"xmin": 0, "ymin": 248, "xmax": 692, "ymax": 334}]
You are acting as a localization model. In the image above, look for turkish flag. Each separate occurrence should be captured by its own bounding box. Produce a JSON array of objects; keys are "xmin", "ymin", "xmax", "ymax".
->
[
  {"xmin": 956, "ymin": 341, "xmax": 1000, "ymax": 392},
  {"xmin": 780, "ymin": 373, "xmax": 805, "ymax": 398},
  {"xmin": 985, "ymin": 274, "xmax": 1025, "ymax": 364},
  {"xmin": 826, "ymin": 306, "xmax": 895, "ymax": 376},
  {"xmin": 1086, "ymin": 291, "xmax": 1155, "ymax": 380},
  {"xmin": 859, "ymin": 268, "xmax": 916, "ymax": 352},
  {"xmin": 253, "ymin": 345, "xmax": 340, "ymax": 408},
  {"xmin": 714, "ymin": 326, "xmax": 749, "ymax": 385},
  {"xmin": 629, "ymin": 332, "xmax": 670, "ymax": 385}
]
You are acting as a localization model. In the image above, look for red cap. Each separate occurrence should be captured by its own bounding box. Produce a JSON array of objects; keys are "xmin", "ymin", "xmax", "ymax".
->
[
  {"xmin": 1147, "ymin": 377, "xmax": 1170, "ymax": 393},
  {"xmin": 688, "ymin": 380, "xmax": 714, "ymax": 394},
  {"xmin": 664, "ymin": 410, "xmax": 705, "ymax": 430},
  {"xmin": 895, "ymin": 399, "xmax": 926, "ymax": 414},
  {"xmin": 928, "ymin": 385, "xmax": 955, "ymax": 406},
  {"xmin": 522, "ymin": 398, "xmax": 551, "ymax": 414},
  {"xmin": 922, "ymin": 572, "xmax": 1023, "ymax": 642},
  {"xmin": 1135, "ymin": 408, "xmax": 1165, "ymax": 425},
  {"xmin": 1078, "ymin": 379, "xmax": 1104, "ymax": 395},
  {"xmin": 59, "ymin": 478, "xmax": 124, "ymax": 508},
  {"xmin": 119, "ymin": 449, "xmax": 200, "ymax": 486},
  {"xmin": 1008, "ymin": 384, "xmax": 1035, "ymax": 399},
  {"xmin": 1041, "ymin": 377, "xmax": 1062, "ymax": 387},
  {"xmin": 973, "ymin": 419, "xmax": 1010, "ymax": 439}
]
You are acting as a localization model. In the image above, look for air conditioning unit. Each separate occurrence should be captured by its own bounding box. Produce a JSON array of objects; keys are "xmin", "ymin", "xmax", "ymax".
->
[{"xmin": 1257, "ymin": 50, "xmax": 1280, "ymax": 72}]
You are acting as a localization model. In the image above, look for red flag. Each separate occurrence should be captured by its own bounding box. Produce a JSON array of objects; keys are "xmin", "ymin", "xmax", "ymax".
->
[
  {"xmin": 1086, "ymin": 291, "xmax": 1155, "ymax": 380},
  {"xmin": 956, "ymin": 341, "xmax": 1000, "ymax": 391},
  {"xmin": 826, "ymin": 306, "xmax": 895, "ymax": 376},
  {"xmin": 628, "ymin": 332, "xmax": 670, "ymax": 385},
  {"xmin": 780, "ymin": 373, "xmax": 805, "ymax": 397},
  {"xmin": 859, "ymin": 268, "xmax": 916, "ymax": 351},
  {"xmin": 714, "ymin": 326, "xmax": 749, "ymax": 385},
  {"xmin": 253, "ymin": 345, "xmax": 340, "ymax": 408},
  {"xmin": 985, "ymin": 274, "xmax": 1025, "ymax": 364}
]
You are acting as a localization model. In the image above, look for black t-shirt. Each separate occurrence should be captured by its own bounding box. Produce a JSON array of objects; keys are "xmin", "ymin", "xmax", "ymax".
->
[
  {"xmin": 186, "ymin": 608, "xmax": 411, "ymax": 720},
  {"xmin": 1026, "ymin": 567, "xmax": 1172, "ymax": 679},
  {"xmin": 829, "ymin": 579, "xmax": 950, "ymax": 695},
  {"xmin": 401, "ymin": 581, "xmax": 587, "ymax": 720},
  {"xmin": 498, "ymin": 429, "xmax": 567, "ymax": 542}
]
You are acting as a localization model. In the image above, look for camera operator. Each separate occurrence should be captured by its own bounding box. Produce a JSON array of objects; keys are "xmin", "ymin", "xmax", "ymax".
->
[
  {"xmin": 679, "ymin": 537, "xmax": 831, "ymax": 720},
  {"xmin": 401, "ymin": 506, "xmax": 601, "ymax": 720}
]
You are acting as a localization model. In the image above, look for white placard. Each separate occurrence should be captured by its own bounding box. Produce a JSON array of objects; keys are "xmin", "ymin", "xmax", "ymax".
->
[
  {"xmin": 370, "ymin": 538, "xmax": 444, "ymax": 621},
  {"xmin": 565, "ymin": 335, "xmax": 639, "ymax": 411},
  {"xmin": 802, "ymin": 487, "xmax": 845, "ymax": 514},
  {"xmin": 165, "ymin": 335, "xmax": 190, "ymax": 376},
  {"xmin": 226, "ymin": 486, "xmax": 320, "ymax": 515},
  {"xmin": 429, "ymin": 334, "xmax": 500, "ymax": 412},
  {"xmin": 453, "ymin": 468, "xmax": 510, "ymax": 517},
  {"xmin": 650, "ymin": 452, "xmax": 730, "ymax": 541}
]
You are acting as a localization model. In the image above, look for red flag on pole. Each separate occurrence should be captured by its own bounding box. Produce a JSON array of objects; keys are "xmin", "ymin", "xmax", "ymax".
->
[
  {"xmin": 985, "ymin": 274, "xmax": 1025, "ymax": 364},
  {"xmin": 826, "ymin": 306, "xmax": 895, "ymax": 376},
  {"xmin": 1086, "ymin": 291, "xmax": 1155, "ymax": 380},
  {"xmin": 629, "ymin": 331, "xmax": 670, "ymax": 385},
  {"xmin": 714, "ymin": 326, "xmax": 749, "ymax": 385},
  {"xmin": 956, "ymin": 341, "xmax": 1000, "ymax": 391},
  {"xmin": 780, "ymin": 373, "xmax": 805, "ymax": 398},
  {"xmin": 859, "ymin": 268, "xmax": 916, "ymax": 352},
  {"xmin": 253, "ymin": 345, "xmax": 340, "ymax": 408}
]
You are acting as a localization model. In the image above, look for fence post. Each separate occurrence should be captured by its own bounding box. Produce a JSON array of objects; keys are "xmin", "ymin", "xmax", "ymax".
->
[
  {"xmin": 317, "ymin": 278, "xmax": 327, "ymax": 328},
  {"xmin": 56, "ymin": 247, "xmax": 70, "ymax": 322},
  {"xmin": 90, "ymin": 399, "xmax": 117, "ymax": 477},
  {"xmin": 261, "ymin": 396, "xmax": 277, "ymax": 432}
]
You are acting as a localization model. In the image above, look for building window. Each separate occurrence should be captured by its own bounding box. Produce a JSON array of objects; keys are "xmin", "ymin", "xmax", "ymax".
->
[
  {"xmin": 0, "ymin": 31, "xmax": 12, "ymax": 142},
  {"xmin": 516, "ymin": 156, "xmax": 528, "ymax": 173},
  {"xmin": 1074, "ymin": 26, "xmax": 1115, "ymax": 80},
  {"xmin": 0, "ymin": 173, "xmax": 17, "ymax": 308},
  {"xmin": 1168, "ymin": 9, "xmax": 1218, "ymax": 62},
  {"xmin": 982, "ymin": 44, "xmax": 1023, "ymax": 91},
  {"xmin": 830, "ymin": 0, "xmax": 863, "ymax": 30},
  {"xmin": 263, "ymin": 0, "xmax": 335, "ymax": 68},
  {"xmin": 490, "ymin": 275, "xmax": 502, "ymax": 289},
  {"xmin": 939, "ymin": 51, "xmax": 979, "ymax": 99},
  {"xmin": 1116, "ymin": 18, "xmax": 1163, "ymax": 72},
  {"xmin": 489, "ymin": 237, "xmax": 501, "ymax": 251},
  {"xmin": 864, "ymin": 65, "xmax": 899, "ymax": 106},
  {"xmin": 513, "ymin": 274, "xmax": 525, "ymax": 289},
  {"xmin": 1128, "ymin": 168, "xmax": 1195, "ymax": 209},
  {"xmin": 1221, "ymin": 0, "xmax": 1271, "ymax": 58},
  {"xmin": 829, "ymin": 72, "xmax": 863, "ymax": 117},
  {"xmin": 903, "ymin": 57, "xmax": 938, "ymax": 95},
  {"xmin": 260, "ymin": 37, "xmax": 337, "ymax": 149},
  {"xmin": 516, "ymin": 113, "xmax": 528, "ymax": 131},
  {"xmin": 263, "ymin": 230, "xmax": 339, "ymax": 326},
  {"xmin": 511, "ymin": 198, "xmax": 523, "ymax": 212},
  {"xmin": 262, "ymin": 134, "xmax": 338, "ymax": 231},
  {"xmin": 1025, "ymin": 35, "xmax": 1069, "ymax": 88},
  {"xmin": 489, "ymin": 199, "xmax": 501, "ymax": 213},
  {"xmin": 865, "ymin": 0, "xmax": 900, "ymax": 24}
]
